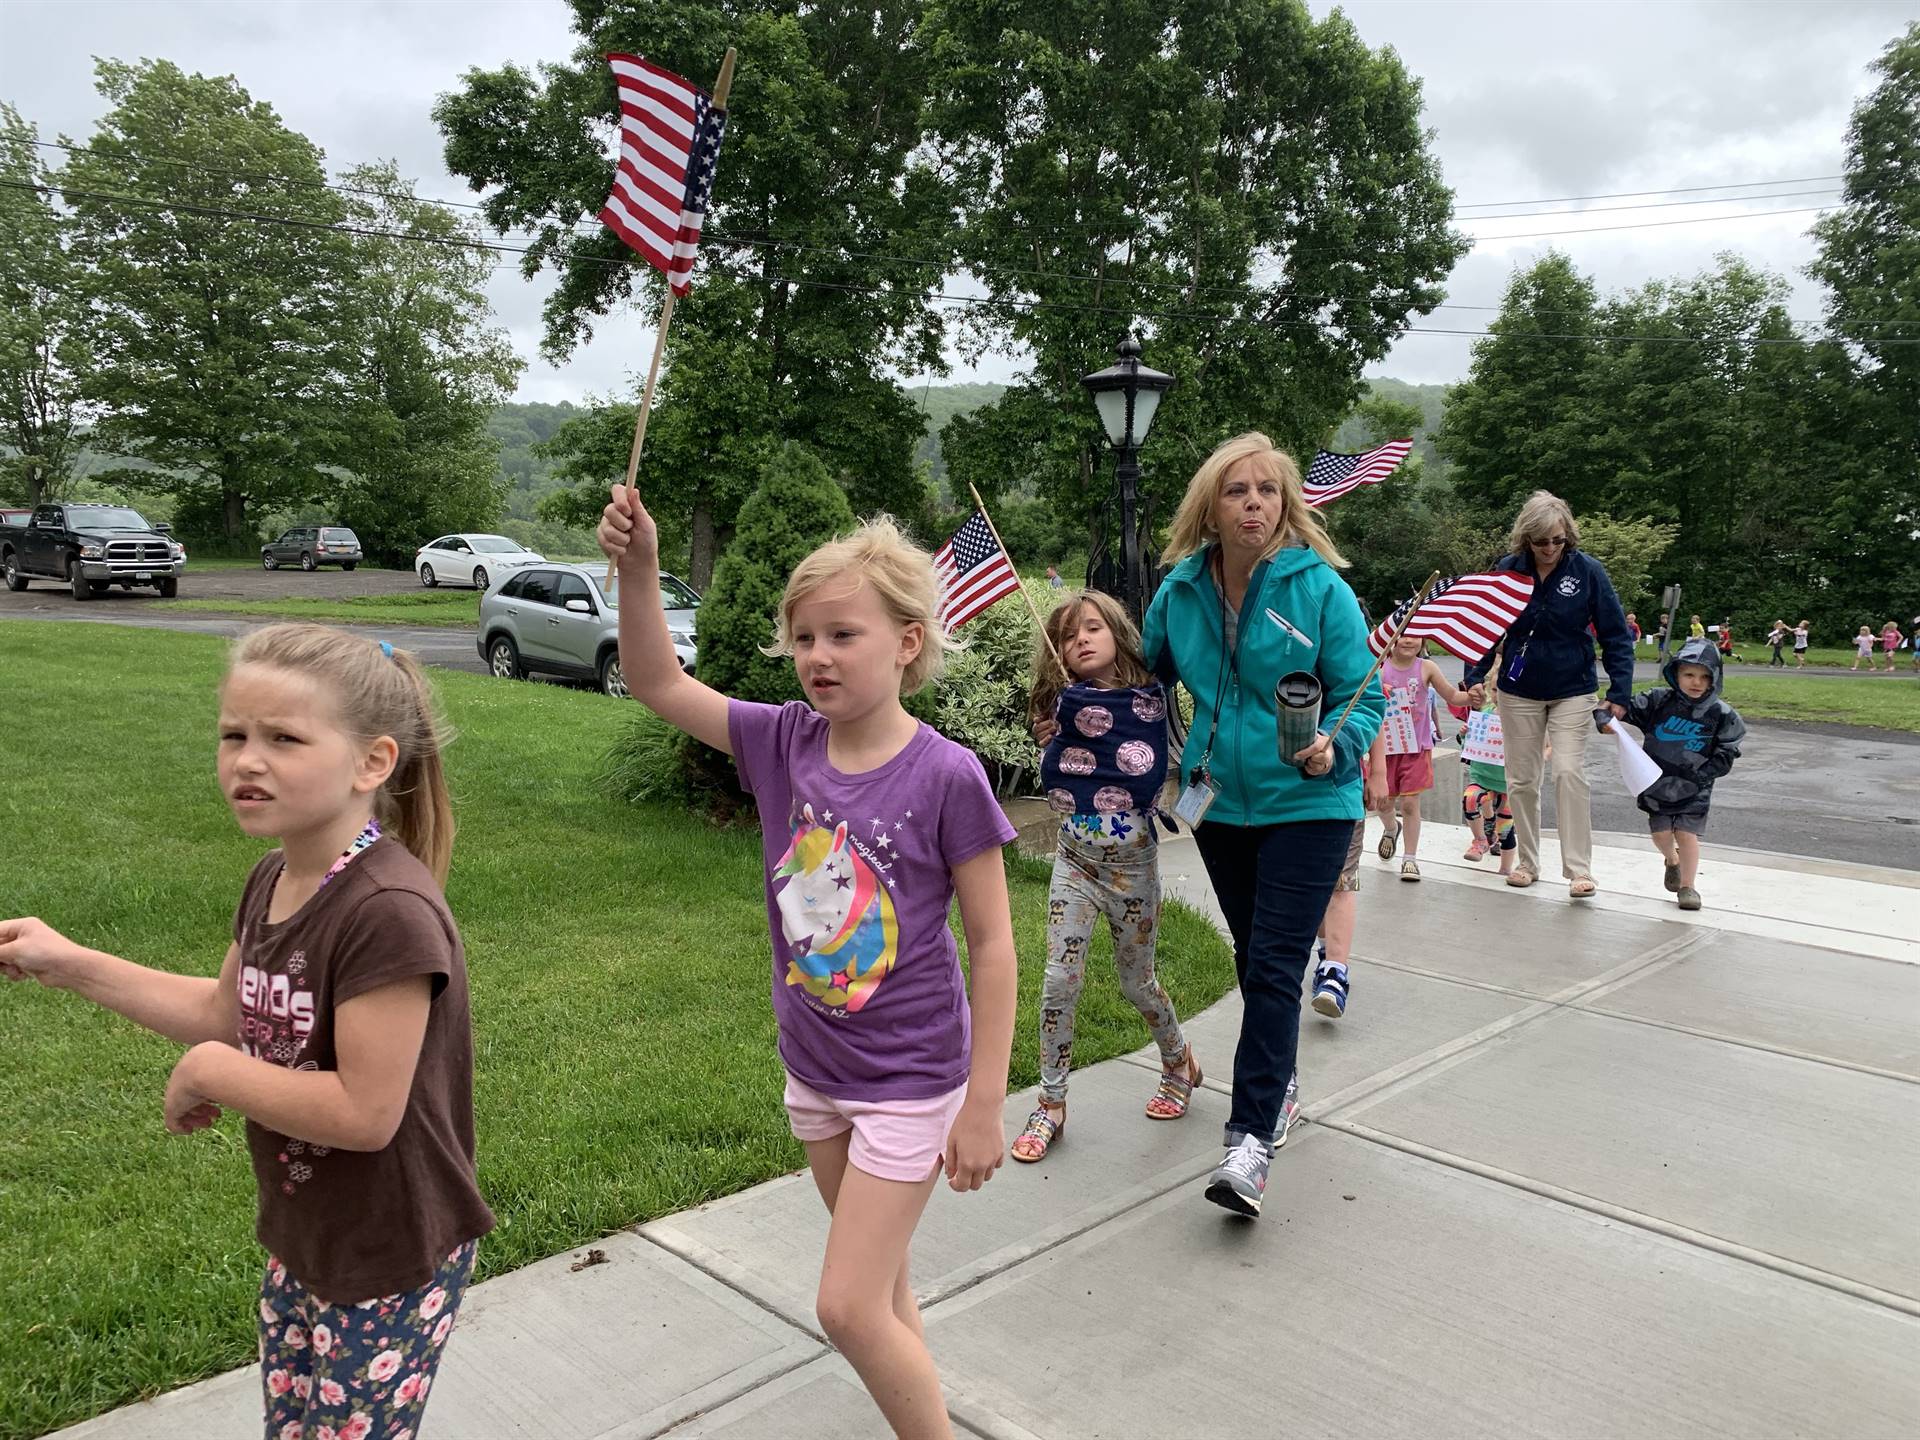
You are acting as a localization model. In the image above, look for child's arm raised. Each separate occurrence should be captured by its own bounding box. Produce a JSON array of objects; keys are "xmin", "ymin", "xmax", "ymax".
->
[
  {"xmin": 164, "ymin": 976, "xmax": 433, "ymax": 1150},
  {"xmin": 946, "ymin": 848, "xmax": 1015, "ymax": 1193},
  {"xmin": 598, "ymin": 484, "xmax": 731, "ymax": 755},
  {"xmin": 0, "ymin": 918, "xmax": 239, "ymax": 1048}
]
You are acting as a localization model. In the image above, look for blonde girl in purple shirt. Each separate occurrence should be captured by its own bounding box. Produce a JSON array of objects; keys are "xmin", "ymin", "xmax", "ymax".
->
[{"xmin": 598, "ymin": 487, "xmax": 1016, "ymax": 1440}]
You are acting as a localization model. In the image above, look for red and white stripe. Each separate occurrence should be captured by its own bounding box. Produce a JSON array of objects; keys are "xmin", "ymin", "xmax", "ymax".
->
[
  {"xmin": 1368, "ymin": 572, "xmax": 1535, "ymax": 660},
  {"xmin": 934, "ymin": 514, "xmax": 1022, "ymax": 633},
  {"xmin": 599, "ymin": 54, "xmax": 716, "ymax": 294}
]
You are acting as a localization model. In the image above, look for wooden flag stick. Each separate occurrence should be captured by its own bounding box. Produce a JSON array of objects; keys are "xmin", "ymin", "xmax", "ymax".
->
[
  {"xmin": 1323, "ymin": 569, "xmax": 1442, "ymax": 748},
  {"xmin": 966, "ymin": 481, "xmax": 1062, "ymax": 670}
]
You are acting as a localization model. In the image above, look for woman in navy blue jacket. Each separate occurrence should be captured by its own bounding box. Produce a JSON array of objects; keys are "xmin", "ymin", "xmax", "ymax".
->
[{"xmin": 1463, "ymin": 491, "xmax": 1636, "ymax": 898}]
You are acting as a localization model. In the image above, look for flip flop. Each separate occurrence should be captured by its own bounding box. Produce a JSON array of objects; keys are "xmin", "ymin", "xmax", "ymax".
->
[
  {"xmin": 1569, "ymin": 877, "xmax": 1597, "ymax": 899},
  {"xmin": 1506, "ymin": 867, "xmax": 1536, "ymax": 888}
]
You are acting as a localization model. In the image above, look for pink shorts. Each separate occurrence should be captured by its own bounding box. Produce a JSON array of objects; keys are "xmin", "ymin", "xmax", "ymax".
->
[
  {"xmin": 1385, "ymin": 749, "xmax": 1434, "ymax": 797},
  {"xmin": 783, "ymin": 1072, "xmax": 970, "ymax": 1183}
]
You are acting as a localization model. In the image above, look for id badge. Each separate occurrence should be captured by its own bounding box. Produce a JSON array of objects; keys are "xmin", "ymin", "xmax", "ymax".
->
[{"xmin": 1173, "ymin": 774, "xmax": 1220, "ymax": 827}]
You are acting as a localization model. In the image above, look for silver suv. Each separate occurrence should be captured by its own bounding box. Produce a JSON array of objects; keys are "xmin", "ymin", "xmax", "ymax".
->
[{"xmin": 475, "ymin": 562, "xmax": 699, "ymax": 697}]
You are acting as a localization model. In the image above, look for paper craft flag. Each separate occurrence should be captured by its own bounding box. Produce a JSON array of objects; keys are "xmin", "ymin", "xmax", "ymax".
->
[{"xmin": 1610, "ymin": 723, "xmax": 1663, "ymax": 798}]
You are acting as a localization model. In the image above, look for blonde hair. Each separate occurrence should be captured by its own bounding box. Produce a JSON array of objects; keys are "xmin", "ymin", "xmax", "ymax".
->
[
  {"xmin": 1161, "ymin": 431, "xmax": 1347, "ymax": 569},
  {"xmin": 763, "ymin": 515, "xmax": 950, "ymax": 696},
  {"xmin": 1028, "ymin": 590, "xmax": 1153, "ymax": 727},
  {"xmin": 1508, "ymin": 490, "xmax": 1580, "ymax": 553},
  {"xmin": 227, "ymin": 624, "xmax": 455, "ymax": 885}
]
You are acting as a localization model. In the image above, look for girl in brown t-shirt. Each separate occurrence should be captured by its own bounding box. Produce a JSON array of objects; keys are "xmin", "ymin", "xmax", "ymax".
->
[{"xmin": 1, "ymin": 624, "xmax": 492, "ymax": 1438}]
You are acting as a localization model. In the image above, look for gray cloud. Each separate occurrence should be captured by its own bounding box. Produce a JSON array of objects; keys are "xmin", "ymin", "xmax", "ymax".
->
[{"xmin": 3, "ymin": 0, "xmax": 1909, "ymax": 397}]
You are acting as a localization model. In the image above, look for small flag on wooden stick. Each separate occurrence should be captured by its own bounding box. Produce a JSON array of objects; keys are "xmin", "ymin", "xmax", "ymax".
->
[
  {"xmin": 1366, "ymin": 572, "xmax": 1536, "ymax": 660},
  {"xmin": 1303, "ymin": 439, "xmax": 1413, "ymax": 507},
  {"xmin": 935, "ymin": 511, "xmax": 1022, "ymax": 633}
]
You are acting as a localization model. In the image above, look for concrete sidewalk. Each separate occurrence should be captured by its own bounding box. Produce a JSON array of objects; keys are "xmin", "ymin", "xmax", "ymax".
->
[{"xmin": 60, "ymin": 821, "xmax": 1920, "ymax": 1439}]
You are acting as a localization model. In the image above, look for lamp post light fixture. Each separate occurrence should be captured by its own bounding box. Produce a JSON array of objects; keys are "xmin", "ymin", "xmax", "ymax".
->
[{"xmin": 1081, "ymin": 333, "xmax": 1176, "ymax": 623}]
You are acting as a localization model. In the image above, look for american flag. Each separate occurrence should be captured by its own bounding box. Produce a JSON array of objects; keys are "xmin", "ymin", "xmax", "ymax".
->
[
  {"xmin": 1303, "ymin": 439, "xmax": 1414, "ymax": 507},
  {"xmin": 935, "ymin": 512, "xmax": 1021, "ymax": 632},
  {"xmin": 598, "ymin": 53, "xmax": 729, "ymax": 295},
  {"xmin": 1368, "ymin": 572, "xmax": 1536, "ymax": 660}
]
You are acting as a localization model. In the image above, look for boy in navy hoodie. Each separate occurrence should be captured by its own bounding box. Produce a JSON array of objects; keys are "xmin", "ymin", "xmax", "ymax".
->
[{"xmin": 1609, "ymin": 637, "xmax": 1745, "ymax": 911}]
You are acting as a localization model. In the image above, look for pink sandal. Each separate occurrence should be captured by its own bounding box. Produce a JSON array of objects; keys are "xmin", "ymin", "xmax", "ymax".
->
[
  {"xmin": 1011, "ymin": 1104, "xmax": 1064, "ymax": 1162},
  {"xmin": 1146, "ymin": 1047, "xmax": 1202, "ymax": 1120}
]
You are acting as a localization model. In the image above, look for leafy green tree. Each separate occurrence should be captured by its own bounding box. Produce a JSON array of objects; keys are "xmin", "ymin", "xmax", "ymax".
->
[
  {"xmin": 58, "ymin": 60, "xmax": 347, "ymax": 547},
  {"xmin": 0, "ymin": 106, "xmax": 90, "ymax": 506},
  {"xmin": 698, "ymin": 441, "xmax": 857, "ymax": 704},
  {"xmin": 1435, "ymin": 252, "xmax": 1603, "ymax": 528},
  {"xmin": 325, "ymin": 163, "xmax": 523, "ymax": 565},
  {"xmin": 1574, "ymin": 513, "xmax": 1676, "ymax": 617},
  {"xmin": 1808, "ymin": 23, "xmax": 1920, "ymax": 623},
  {"xmin": 926, "ymin": 0, "xmax": 1466, "ymax": 544},
  {"xmin": 435, "ymin": 0, "xmax": 955, "ymax": 587}
]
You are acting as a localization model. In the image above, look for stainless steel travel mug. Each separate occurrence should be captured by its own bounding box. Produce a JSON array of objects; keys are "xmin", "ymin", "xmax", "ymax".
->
[{"xmin": 1274, "ymin": 670, "xmax": 1324, "ymax": 769}]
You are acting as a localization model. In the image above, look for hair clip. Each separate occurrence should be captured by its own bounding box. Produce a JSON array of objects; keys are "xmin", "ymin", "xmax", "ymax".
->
[{"xmin": 379, "ymin": 642, "xmax": 395, "ymax": 659}]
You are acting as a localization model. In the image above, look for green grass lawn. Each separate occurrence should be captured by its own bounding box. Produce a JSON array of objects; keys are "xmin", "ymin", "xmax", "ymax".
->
[
  {"xmin": 1721, "ymin": 671, "xmax": 1919, "ymax": 733},
  {"xmin": 156, "ymin": 590, "xmax": 482, "ymax": 627},
  {"xmin": 0, "ymin": 621, "xmax": 1233, "ymax": 1437}
]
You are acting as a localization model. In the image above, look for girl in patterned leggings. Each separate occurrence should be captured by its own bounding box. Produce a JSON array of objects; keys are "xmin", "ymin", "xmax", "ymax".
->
[
  {"xmin": 1462, "ymin": 679, "xmax": 1517, "ymax": 876},
  {"xmin": 1013, "ymin": 591, "xmax": 1194, "ymax": 1163}
]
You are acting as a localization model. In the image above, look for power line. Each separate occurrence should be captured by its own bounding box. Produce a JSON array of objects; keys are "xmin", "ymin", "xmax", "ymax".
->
[
  {"xmin": 1454, "ymin": 174, "xmax": 1848, "ymax": 210},
  {"xmin": 7, "ymin": 176, "xmax": 1912, "ymax": 349},
  {"xmin": 1465, "ymin": 204, "xmax": 1836, "ymax": 243}
]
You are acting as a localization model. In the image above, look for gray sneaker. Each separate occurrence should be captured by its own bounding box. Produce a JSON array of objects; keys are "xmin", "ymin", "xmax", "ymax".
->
[
  {"xmin": 1206, "ymin": 1134, "xmax": 1274, "ymax": 1217},
  {"xmin": 1275, "ymin": 1070, "xmax": 1302, "ymax": 1148}
]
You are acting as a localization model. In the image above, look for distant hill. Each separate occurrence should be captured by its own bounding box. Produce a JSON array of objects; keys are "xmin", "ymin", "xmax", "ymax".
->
[{"xmin": 905, "ymin": 382, "xmax": 1006, "ymax": 484}]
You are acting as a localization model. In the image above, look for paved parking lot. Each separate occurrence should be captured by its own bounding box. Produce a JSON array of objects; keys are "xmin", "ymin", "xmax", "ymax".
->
[{"xmin": 0, "ymin": 559, "xmax": 423, "ymax": 610}]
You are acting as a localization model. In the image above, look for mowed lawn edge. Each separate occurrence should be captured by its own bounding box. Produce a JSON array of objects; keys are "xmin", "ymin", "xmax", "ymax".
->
[{"xmin": 0, "ymin": 621, "xmax": 1233, "ymax": 1438}]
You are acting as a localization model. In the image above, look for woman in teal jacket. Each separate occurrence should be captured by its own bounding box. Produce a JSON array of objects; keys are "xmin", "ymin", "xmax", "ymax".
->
[{"xmin": 1141, "ymin": 431, "xmax": 1384, "ymax": 1220}]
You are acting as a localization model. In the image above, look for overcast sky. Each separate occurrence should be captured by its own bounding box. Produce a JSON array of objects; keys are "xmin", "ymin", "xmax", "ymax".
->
[{"xmin": 2, "ymin": 0, "xmax": 1911, "ymax": 403}]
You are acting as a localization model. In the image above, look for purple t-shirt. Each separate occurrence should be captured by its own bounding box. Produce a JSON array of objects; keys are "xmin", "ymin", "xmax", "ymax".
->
[{"xmin": 728, "ymin": 700, "xmax": 1017, "ymax": 1100}]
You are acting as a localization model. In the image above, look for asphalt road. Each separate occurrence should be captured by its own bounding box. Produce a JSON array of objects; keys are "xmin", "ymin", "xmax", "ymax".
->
[{"xmin": 6, "ymin": 574, "xmax": 1916, "ymax": 867}]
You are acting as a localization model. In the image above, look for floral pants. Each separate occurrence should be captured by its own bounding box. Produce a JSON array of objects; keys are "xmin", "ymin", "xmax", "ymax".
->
[
  {"xmin": 258, "ymin": 1240, "xmax": 477, "ymax": 1440},
  {"xmin": 1039, "ymin": 820, "xmax": 1185, "ymax": 1103}
]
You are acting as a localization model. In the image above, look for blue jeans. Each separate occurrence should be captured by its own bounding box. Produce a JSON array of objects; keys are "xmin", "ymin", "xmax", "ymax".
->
[{"xmin": 1193, "ymin": 818, "xmax": 1354, "ymax": 1145}]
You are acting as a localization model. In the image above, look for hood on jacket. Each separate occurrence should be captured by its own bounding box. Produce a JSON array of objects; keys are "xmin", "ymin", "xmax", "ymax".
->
[{"xmin": 1662, "ymin": 636, "xmax": 1725, "ymax": 710}]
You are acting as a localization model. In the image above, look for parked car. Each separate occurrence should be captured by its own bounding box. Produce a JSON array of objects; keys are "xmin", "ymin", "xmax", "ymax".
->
[
  {"xmin": 1, "ymin": 502, "xmax": 186, "ymax": 599},
  {"xmin": 415, "ymin": 534, "xmax": 545, "ymax": 590},
  {"xmin": 476, "ymin": 562, "xmax": 699, "ymax": 696},
  {"xmin": 262, "ymin": 525, "xmax": 362, "ymax": 571},
  {"xmin": 0, "ymin": 507, "xmax": 30, "ymax": 529}
]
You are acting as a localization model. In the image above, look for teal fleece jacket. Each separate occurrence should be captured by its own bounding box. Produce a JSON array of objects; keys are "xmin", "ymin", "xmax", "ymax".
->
[{"xmin": 1142, "ymin": 543, "xmax": 1385, "ymax": 826}]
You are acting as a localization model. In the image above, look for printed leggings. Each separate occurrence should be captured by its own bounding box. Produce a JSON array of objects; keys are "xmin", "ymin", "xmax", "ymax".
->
[
  {"xmin": 1039, "ymin": 822, "xmax": 1185, "ymax": 1103},
  {"xmin": 258, "ymin": 1239, "xmax": 477, "ymax": 1439},
  {"xmin": 1463, "ymin": 784, "xmax": 1515, "ymax": 852}
]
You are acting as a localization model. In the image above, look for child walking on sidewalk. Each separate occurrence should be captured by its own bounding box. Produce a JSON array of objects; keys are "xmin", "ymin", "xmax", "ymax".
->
[
  {"xmin": 1375, "ymin": 630, "xmax": 1472, "ymax": 881},
  {"xmin": 599, "ymin": 490, "xmax": 1015, "ymax": 1440},
  {"xmin": 2, "ymin": 625, "xmax": 493, "ymax": 1440},
  {"xmin": 1011, "ymin": 591, "xmax": 1195, "ymax": 1163},
  {"xmin": 1608, "ymin": 637, "xmax": 1746, "ymax": 911},
  {"xmin": 1460, "ymin": 675, "xmax": 1517, "ymax": 877}
]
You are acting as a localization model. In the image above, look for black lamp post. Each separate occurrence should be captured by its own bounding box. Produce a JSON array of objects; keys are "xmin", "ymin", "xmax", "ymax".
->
[{"xmin": 1081, "ymin": 334, "xmax": 1175, "ymax": 622}]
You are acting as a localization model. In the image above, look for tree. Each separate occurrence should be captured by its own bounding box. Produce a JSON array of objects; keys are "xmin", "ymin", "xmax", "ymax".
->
[
  {"xmin": 0, "ymin": 106, "xmax": 91, "ymax": 506},
  {"xmin": 59, "ymin": 60, "xmax": 347, "ymax": 547},
  {"xmin": 926, "ymin": 0, "xmax": 1467, "ymax": 550},
  {"xmin": 697, "ymin": 441, "xmax": 857, "ymax": 704},
  {"xmin": 435, "ymin": 0, "xmax": 956, "ymax": 587},
  {"xmin": 1435, "ymin": 253, "xmax": 1603, "ymax": 528},
  {"xmin": 1808, "ymin": 23, "xmax": 1920, "ymax": 621},
  {"xmin": 1811, "ymin": 23, "xmax": 1920, "ymax": 465},
  {"xmin": 325, "ymin": 163, "xmax": 523, "ymax": 565},
  {"xmin": 1574, "ymin": 513, "xmax": 1675, "ymax": 617}
]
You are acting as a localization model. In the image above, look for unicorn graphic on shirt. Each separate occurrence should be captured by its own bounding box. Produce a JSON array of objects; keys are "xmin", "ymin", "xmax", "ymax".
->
[{"xmin": 773, "ymin": 803, "xmax": 900, "ymax": 1012}]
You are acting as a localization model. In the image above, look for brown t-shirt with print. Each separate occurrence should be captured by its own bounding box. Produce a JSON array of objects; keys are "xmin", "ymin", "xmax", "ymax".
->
[{"xmin": 232, "ymin": 837, "xmax": 494, "ymax": 1303}]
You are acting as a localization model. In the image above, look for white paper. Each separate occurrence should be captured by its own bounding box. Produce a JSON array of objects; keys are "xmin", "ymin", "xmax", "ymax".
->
[
  {"xmin": 1610, "ymin": 724, "xmax": 1663, "ymax": 798},
  {"xmin": 1462, "ymin": 708, "xmax": 1504, "ymax": 765},
  {"xmin": 1380, "ymin": 684, "xmax": 1421, "ymax": 755}
]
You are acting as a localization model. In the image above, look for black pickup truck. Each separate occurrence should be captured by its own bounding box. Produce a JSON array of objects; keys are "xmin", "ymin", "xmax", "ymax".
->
[{"xmin": 1, "ymin": 502, "xmax": 187, "ymax": 599}]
